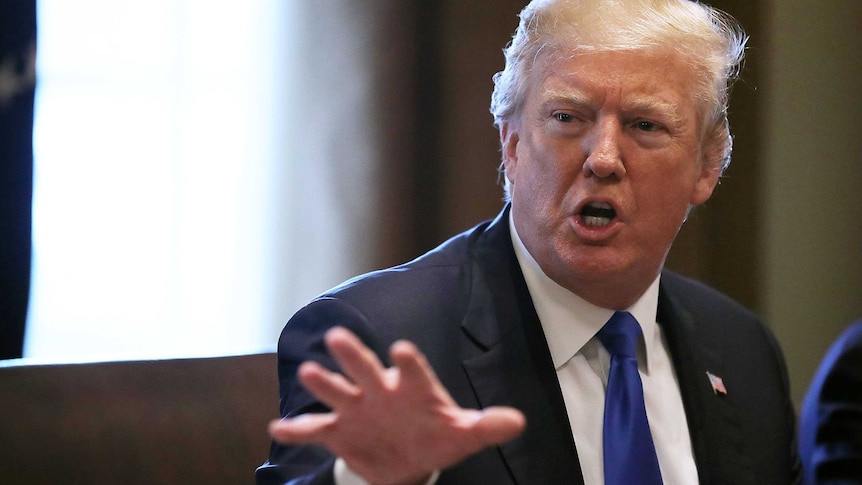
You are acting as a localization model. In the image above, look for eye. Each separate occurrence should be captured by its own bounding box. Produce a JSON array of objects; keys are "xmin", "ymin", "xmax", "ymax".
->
[
  {"xmin": 554, "ymin": 112, "xmax": 574, "ymax": 122},
  {"xmin": 635, "ymin": 120, "xmax": 661, "ymax": 132}
]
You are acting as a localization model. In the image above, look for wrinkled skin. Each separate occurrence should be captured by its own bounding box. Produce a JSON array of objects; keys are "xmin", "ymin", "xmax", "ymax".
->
[{"xmin": 503, "ymin": 49, "xmax": 723, "ymax": 310}]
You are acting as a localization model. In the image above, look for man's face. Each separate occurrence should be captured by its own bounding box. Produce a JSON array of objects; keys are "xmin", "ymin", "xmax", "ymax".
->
[{"xmin": 502, "ymin": 49, "xmax": 721, "ymax": 309}]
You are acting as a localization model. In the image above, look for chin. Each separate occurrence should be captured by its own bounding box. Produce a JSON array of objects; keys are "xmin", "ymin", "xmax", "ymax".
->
[{"xmin": 558, "ymin": 248, "xmax": 629, "ymax": 280}]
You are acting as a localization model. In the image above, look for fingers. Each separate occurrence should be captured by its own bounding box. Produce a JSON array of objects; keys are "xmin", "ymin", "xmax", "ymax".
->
[
  {"xmin": 325, "ymin": 327, "xmax": 388, "ymax": 391},
  {"xmin": 297, "ymin": 360, "xmax": 360, "ymax": 409},
  {"xmin": 268, "ymin": 414, "xmax": 337, "ymax": 444},
  {"xmin": 389, "ymin": 338, "xmax": 526, "ymax": 448}
]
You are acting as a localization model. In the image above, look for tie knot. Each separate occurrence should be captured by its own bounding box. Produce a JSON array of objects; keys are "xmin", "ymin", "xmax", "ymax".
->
[{"xmin": 597, "ymin": 311, "xmax": 641, "ymax": 358}]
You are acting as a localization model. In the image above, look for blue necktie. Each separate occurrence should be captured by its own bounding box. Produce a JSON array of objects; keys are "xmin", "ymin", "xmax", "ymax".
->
[{"xmin": 597, "ymin": 311, "xmax": 663, "ymax": 485}]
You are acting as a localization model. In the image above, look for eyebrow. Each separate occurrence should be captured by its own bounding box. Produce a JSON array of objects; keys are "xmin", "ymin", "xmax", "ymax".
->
[
  {"xmin": 623, "ymin": 98, "xmax": 683, "ymax": 125},
  {"xmin": 540, "ymin": 89, "xmax": 684, "ymax": 126},
  {"xmin": 540, "ymin": 89, "xmax": 593, "ymax": 108}
]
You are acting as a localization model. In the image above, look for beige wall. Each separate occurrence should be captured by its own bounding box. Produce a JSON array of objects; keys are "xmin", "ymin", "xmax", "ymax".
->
[{"xmin": 762, "ymin": 0, "xmax": 862, "ymax": 406}]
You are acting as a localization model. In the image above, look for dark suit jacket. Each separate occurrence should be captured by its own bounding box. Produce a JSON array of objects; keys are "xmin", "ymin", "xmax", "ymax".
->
[
  {"xmin": 799, "ymin": 320, "xmax": 862, "ymax": 484},
  {"xmin": 257, "ymin": 207, "xmax": 801, "ymax": 485}
]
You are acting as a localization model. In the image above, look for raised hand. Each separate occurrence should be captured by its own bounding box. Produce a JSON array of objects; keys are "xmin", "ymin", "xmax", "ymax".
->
[{"xmin": 268, "ymin": 326, "xmax": 526, "ymax": 485}]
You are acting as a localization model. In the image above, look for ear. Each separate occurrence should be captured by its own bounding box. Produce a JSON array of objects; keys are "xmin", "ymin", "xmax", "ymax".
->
[
  {"xmin": 690, "ymin": 164, "xmax": 720, "ymax": 206},
  {"xmin": 500, "ymin": 121, "xmax": 520, "ymax": 185},
  {"xmin": 689, "ymin": 138, "xmax": 725, "ymax": 206}
]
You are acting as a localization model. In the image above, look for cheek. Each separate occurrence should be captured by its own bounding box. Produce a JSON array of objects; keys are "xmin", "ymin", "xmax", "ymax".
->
[
  {"xmin": 512, "ymin": 130, "xmax": 588, "ymax": 214},
  {"xmin": 633, "ymin": 165, "xmax": 700, "ymax": 218},
  {"xmin": 514, "ymin": 140, "xmax": 556, "ymax": 190},
  {"xmin": 528, "ymin": 141, "xmax": 583, "ymax": 188}
]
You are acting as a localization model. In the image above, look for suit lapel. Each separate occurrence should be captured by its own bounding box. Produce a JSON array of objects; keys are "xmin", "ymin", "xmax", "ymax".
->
[
  {"xmin": 456, "ymin": 210, "xmax": 762, "ymax": 484},
  {"xmin": 658, "ymin": 278, "xmax": 752, "ymax": 484},
  {"xmin": 460, "ymin": 210, "xmax": 584, "ymax": 485}
]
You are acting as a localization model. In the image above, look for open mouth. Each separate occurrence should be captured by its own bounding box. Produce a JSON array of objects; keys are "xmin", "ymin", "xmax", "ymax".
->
[{"xmin": 580, "ymin": 201, "xmax": 617, "ymax": 227}]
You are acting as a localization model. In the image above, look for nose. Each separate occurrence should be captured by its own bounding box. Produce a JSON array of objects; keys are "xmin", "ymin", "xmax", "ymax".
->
[{"xmin": 582, "ymin": 119, "xmax": 625, "ymax": 179}]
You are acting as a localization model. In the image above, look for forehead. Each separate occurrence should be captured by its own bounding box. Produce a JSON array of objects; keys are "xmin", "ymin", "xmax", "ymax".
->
[{"xmin": 530, "ymin": 48, "xmax": 700, "ymax": 114}]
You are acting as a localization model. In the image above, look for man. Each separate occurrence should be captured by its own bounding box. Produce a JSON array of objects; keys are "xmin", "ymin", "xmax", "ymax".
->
[
  {"xmin": 799, "ymin": 320, "xmax": 862, "ymax": 483},
  {"xmin": 257, "ymin": 0, "xmax": 801, "ymax": 484}
]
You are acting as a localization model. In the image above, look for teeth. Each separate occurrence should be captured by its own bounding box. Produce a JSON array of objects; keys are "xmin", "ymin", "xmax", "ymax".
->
[
  {"xmin": 589, "ymin": 202, "xmax": 613, "ymax": 210},
  {"xmin": 584, "ymin": 215, "xmax": 612, "ymax": 227}
]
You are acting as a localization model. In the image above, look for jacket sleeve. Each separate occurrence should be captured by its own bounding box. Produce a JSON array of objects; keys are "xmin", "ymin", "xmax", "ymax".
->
[{"xmin": 255, "ymin": 297, "xmax": 391, "ymax": 485}]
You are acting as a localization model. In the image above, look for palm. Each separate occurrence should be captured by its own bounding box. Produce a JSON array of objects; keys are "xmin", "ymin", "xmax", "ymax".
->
[{"xmin": 269, "ymin": 327, "xmax": 525, "ymax": 485}]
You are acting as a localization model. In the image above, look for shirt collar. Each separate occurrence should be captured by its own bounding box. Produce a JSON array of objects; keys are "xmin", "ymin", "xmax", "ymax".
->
[{"xmin": 508, "ymin": 212, "xmax": 661, "ymax": 372}]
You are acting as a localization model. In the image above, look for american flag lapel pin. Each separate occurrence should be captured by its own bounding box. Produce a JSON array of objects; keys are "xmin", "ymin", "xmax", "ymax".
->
[{"xmin": 706, "ymin": 371, "xmax": 727, "ymax": 395}]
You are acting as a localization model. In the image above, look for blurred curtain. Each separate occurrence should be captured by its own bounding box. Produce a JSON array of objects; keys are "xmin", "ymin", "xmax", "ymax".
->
[
  {"xmin": 0, "ymin": 1, "xmax": 36, "ymax": 359},
  {"xmin": 296, "ymin": 0, "xmax": 528, "ymax": 273}
]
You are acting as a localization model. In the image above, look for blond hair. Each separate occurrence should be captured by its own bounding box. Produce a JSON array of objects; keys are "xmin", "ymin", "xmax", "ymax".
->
[{"xmin": 490, "ymin": 0, "xmax": 747, "ymax": 175}]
